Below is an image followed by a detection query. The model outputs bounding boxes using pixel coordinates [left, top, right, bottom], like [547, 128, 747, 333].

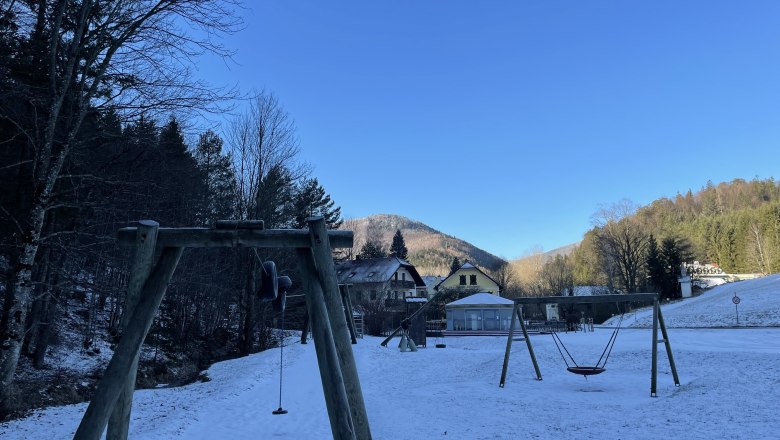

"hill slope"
[342, 214, 505, 276]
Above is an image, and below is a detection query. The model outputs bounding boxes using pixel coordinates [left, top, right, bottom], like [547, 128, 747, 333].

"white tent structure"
[445, 293, 519, 334]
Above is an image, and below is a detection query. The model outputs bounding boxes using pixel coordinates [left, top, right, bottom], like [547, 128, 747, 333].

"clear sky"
[195, 1, 780, 259]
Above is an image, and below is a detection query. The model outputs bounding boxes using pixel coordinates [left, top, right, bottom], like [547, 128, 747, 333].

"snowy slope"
[2, 276, 780, 439]
[611, 274, 780, 328]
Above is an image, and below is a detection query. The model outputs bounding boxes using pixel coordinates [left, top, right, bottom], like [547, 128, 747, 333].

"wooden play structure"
[73, 217, 371, 440]
[499, 293, 680, 397]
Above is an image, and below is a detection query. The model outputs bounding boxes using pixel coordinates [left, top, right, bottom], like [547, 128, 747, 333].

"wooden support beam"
[518, 306, 542, 381]
[340, 285, 358, 345]
[214, 220, 265, 229]
[107, 221, 158, 440]
[75, 247, 183, 440]
[117, 227, 353, 249]
[513, 293, 658, 305]
[381, 289, 446, 347]
[651, 297, 659, 397]
[499, 302, 519, 388]
[657, 306, 681, 386]
[296, 248, 356, 440]
[308, 218, 372, 440]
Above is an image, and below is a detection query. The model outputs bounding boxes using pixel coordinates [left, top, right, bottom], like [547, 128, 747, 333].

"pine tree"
[450, 257, 461, 275]
[390, 229, 409, 260]
[645, 235, 664, 293]
[194, 130, 236, 225]
[255, 164, 295, 228]
[292, 178, 342, 229]
[359, 240, 387, 259]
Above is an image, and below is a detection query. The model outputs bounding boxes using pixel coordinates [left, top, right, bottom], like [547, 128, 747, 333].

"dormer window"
[368, 272, 376, 278]
[459, 275, 466, 285]
[470, 275, 477, 285]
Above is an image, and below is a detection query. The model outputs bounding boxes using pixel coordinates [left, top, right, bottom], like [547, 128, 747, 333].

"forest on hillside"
[342, 214, 506, 276]
[510, 178, 780, 301]
[0, 1, 342, 418]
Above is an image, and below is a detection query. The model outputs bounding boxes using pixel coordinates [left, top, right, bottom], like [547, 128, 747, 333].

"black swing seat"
[567, 366, 606, 376]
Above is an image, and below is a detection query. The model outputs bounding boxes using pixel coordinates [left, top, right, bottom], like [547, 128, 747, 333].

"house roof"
[334, 256, 425, 287]
[434, 261, 500, 291]
[446, 292, 514, 307]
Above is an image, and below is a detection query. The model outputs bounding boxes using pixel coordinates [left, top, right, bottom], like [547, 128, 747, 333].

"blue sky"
[196, 1, 780, 259]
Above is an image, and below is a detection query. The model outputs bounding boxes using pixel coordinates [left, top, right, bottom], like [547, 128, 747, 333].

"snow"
[447, 292, 513, 306]
[3, 276, 780, 439]
[606, 274, 780, 328]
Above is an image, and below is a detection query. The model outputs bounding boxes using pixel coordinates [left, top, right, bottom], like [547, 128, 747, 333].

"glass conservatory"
[445, 293, 519, 332]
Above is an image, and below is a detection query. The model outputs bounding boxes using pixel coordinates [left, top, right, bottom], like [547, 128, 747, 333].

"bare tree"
[490, 261, 519, 297]
[540, 255, 574, 296]
[0, 0, 240, 412]
[591, 199, 648, 293]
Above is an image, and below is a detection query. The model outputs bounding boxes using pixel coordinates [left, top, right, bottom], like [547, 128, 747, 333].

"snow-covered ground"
[610, 274, 780, 328]
[3, 276, 780, 439]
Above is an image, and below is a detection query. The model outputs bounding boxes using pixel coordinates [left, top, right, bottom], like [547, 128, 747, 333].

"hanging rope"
[272, 306, 288, 415]
[550, 303, 627, 373]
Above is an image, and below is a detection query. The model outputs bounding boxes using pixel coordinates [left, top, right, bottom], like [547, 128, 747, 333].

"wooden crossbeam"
[512, 293, 658, 305]
[116, 227, 353, 249]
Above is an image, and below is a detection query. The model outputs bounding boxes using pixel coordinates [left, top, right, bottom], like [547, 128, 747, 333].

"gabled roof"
[434, 261, 500, 291]
[334, 256, 425, 287]
[446, 292, 513, 306]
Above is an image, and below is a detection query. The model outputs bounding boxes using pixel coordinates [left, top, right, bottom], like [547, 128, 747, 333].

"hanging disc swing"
[551, 306, 625, 377]
[271, 275, 292, 415]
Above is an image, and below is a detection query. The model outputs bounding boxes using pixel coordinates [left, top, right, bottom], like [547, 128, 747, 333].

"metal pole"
[518, 306, 542, 380]
[657, 306, 680, 386]
[651, 297, 659, 397]
[499, 302, 518, 387]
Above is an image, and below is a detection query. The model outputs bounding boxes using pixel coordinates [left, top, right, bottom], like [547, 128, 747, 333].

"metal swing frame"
[498, 293, 681, 397]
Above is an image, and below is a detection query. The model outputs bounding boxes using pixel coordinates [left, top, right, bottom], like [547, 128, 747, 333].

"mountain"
[341, 214, 506, 276]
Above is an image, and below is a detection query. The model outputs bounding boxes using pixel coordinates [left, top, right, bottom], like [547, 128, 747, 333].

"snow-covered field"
[2, 276, 780, 439]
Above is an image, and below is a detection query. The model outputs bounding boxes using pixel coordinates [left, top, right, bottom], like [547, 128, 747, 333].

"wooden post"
[300, 310, 310, 344]
[107, 221, 158, 440]
[518, 306, 542, 380]
[340, 285, 358, 344]
[657, 306, 680, 386]
[499, 302, 519, 388]
[308, 217, 372, 440]
[651, 297, 659, 397]
[74, 247, 183, 440]
[296, 248, 356, 440]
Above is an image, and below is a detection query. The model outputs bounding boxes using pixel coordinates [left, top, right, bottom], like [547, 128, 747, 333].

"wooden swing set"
[73, 217, 371, 440]
[499, 293, 681, 397]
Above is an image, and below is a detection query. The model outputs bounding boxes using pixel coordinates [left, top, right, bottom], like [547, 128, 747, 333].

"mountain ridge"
[341, 214, 507, 276]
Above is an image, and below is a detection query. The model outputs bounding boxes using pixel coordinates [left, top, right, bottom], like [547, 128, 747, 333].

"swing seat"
[567, 366, 606, 376]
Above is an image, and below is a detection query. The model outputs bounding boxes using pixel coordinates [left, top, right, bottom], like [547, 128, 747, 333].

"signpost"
[732, 293, 741, 325]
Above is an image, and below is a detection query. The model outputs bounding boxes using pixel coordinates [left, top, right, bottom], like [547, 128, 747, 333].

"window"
[459, 275, 467, 285]
[348, 272, 356, 278]
[483, 309, 499, 331]
[402, 273, 406, 281]
[394, 273, 398, 280]
[448, 310, 466, 331]
[367, 272, 375, 278]
[465, 309, 482, 331]
[370, 290, 377, 300]
[470, 275, 477, 285]
[393, 291, 398, 299]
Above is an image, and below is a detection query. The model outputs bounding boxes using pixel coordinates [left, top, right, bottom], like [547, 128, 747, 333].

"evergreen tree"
[255, 164, 295, 228]
[390, 229, 409, 260]
[645, 235, 665, 293]
[292, 178, 342, 229]
[450, 257, 461, 275]
[194, 130, 236, 225]
[359, 240, 387, 259]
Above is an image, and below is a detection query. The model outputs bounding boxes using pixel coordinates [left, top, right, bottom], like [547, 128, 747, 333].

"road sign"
[732, 295, 741, 305]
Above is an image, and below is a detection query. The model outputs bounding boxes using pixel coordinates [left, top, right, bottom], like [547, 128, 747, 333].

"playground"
[2, 272, 779, 439]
